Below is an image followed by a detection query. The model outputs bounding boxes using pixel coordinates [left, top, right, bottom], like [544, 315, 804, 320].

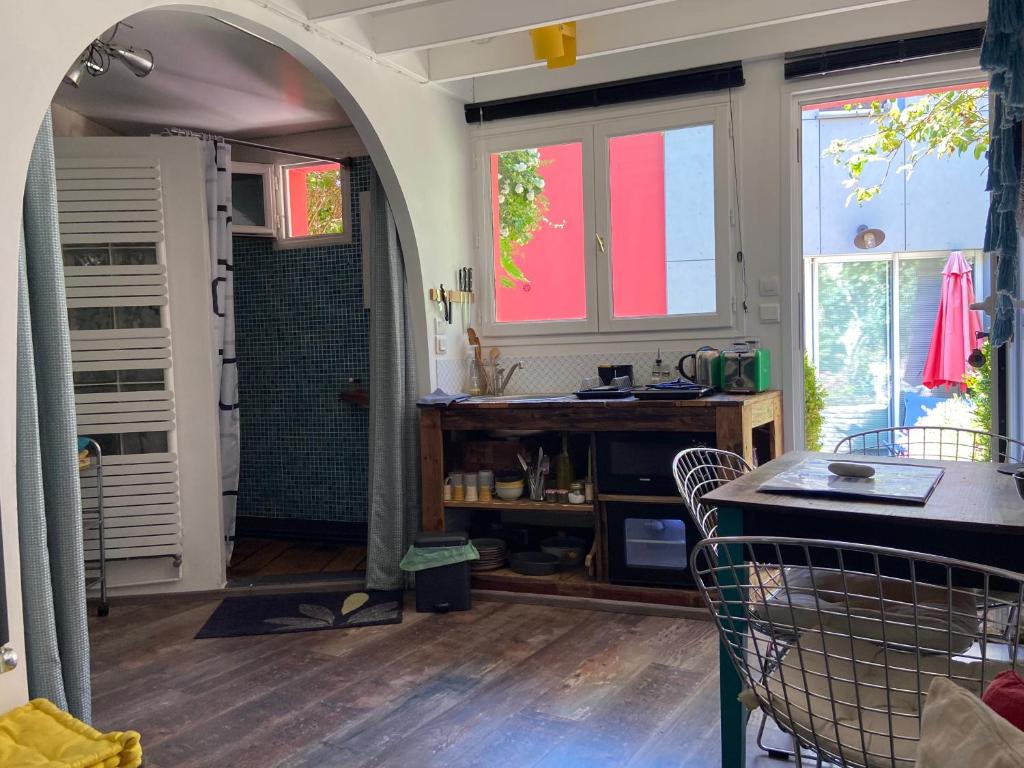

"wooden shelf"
[597, 493, 685, 505]
[445, 499, 593, 513]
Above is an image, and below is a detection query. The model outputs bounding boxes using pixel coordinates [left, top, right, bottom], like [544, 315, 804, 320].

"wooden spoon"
[467, 327, 489, 393]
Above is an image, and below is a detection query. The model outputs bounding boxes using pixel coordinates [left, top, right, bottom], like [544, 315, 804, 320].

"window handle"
[595, 233, 606, 253]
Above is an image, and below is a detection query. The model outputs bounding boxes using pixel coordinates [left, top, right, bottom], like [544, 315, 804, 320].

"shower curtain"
[16, 108, 91, 721]
[201, 139, 240, 560]
[365, 171, 420, 591]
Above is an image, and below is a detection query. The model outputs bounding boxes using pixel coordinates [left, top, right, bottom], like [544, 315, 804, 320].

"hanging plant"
[496, 149, 550, 288]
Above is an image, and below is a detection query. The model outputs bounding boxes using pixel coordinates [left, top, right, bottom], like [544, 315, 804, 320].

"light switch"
[434, 335, 447, 354]
[759, 277, 780, 297]
[759, 303, 780, 323]
[434, 317, 446, 335]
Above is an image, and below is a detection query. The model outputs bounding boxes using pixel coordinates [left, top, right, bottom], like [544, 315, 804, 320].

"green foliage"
[803, 353, 827, 451]
[305, 170, 344, 235]
[822, 88, 989, 205]
[496, 149, 549, 288]
[963, 339, 992, 436]
[814, 260, 890, 403]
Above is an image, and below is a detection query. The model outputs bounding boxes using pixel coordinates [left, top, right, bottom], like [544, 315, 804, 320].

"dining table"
[702, 450, 1024, 768]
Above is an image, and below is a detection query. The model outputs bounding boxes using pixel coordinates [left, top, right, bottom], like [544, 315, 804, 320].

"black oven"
[596, 431, 715, 496]
[607, 502, 699, 587]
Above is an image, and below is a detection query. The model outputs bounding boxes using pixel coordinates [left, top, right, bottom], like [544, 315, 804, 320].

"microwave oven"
[595, 431, 715, 496]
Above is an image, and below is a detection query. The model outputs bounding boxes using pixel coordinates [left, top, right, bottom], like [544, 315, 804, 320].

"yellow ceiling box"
[547, 23, 577, 69]
[529, 22, 577, 68]
[529, 24, 564, 61]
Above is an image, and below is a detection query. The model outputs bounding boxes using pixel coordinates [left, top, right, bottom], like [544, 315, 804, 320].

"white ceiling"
[53, 10, 351, 138]
[269, 0, 985, 99]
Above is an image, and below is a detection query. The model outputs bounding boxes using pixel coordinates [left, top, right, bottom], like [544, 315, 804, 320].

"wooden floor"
[89, 595, 788, 767]
[228, 537, 367, 578]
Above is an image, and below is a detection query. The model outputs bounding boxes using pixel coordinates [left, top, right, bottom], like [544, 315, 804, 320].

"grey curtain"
[366, 171, 420, 590]
[16, 109, 91, 720]
[201, 138, 240, 561]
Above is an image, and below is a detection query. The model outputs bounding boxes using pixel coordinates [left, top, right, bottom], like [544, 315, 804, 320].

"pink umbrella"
[922, 251, 983, 392]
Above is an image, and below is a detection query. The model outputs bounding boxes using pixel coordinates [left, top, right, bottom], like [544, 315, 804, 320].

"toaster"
[720, 341, 771, 394]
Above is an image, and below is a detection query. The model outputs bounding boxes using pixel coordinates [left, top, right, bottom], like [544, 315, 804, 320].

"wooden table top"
[431, 390, 780, 410]
[704, 450, 1024, 534]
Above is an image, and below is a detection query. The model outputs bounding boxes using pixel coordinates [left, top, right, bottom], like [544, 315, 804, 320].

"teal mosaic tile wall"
[233, 156, 371, 524]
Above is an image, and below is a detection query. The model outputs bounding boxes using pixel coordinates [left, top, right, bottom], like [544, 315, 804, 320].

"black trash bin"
[413, 531, 472, 613]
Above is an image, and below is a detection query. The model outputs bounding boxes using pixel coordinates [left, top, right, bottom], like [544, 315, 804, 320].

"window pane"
[814, 260, 892, 449]
[609, 124, 716, 318]
[286, 163, 344, 237]
[491, 143, 585, 323]
[232, 173, 267, 227]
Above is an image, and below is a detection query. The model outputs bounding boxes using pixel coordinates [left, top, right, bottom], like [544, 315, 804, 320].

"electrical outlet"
[434, 334, 447, 354]
[434, 317, 446, 335]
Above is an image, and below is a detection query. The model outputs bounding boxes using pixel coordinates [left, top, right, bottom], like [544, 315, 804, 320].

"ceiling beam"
[370, 0, 676, 55]
[467, 0, 986, 101]
[427, 0, 975, 82]
[302, 0, 429, 22]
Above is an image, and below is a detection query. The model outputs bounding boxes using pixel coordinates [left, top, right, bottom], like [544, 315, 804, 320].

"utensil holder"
[527, 473, 545, 501]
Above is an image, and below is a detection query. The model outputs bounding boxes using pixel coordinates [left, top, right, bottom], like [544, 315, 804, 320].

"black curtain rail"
[464, 61, 744, 124]
[784, 25, 985, 80]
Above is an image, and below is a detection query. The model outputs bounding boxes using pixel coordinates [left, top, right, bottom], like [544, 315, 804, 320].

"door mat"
[195, 589, 403, 638]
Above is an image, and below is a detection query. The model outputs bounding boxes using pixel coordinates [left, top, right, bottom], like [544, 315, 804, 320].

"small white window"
[277, 161, 352, 247]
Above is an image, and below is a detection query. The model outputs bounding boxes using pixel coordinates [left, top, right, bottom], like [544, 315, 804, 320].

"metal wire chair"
[834, 426, 1024, 464]
[693, 536, 1024, 768]
[672, 447, 753, 539]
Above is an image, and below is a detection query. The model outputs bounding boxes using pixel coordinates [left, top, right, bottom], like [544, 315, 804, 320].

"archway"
[0, 0, 471, 708]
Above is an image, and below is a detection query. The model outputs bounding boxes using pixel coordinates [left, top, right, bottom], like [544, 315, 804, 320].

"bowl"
[495, 480, 524, 501]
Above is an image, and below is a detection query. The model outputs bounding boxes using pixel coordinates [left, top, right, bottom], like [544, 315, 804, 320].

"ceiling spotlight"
[62, 58, 105, 88]
[854, 224, 886, 250]
[62, 27, 154, 89]
[108, 45, 155, 78]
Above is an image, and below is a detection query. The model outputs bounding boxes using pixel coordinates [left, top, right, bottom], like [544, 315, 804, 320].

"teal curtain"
[16, 109, 91, 720]
[365, 171, 420, 590]
[980, 0, 1024, 346]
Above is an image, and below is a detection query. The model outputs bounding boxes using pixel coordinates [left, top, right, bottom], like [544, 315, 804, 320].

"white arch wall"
[0, 0, 472, 708]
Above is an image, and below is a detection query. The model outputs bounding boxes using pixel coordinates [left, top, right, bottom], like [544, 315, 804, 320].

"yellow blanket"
[0, 699, 142, 768]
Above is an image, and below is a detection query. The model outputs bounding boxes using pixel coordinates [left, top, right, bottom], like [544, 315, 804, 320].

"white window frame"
[473, 99, 734, 339]
[594, 104, 733, 332]
[780, 54, 990, 451]
[275, 160, 353, 249]
[230, 161, 276, 237]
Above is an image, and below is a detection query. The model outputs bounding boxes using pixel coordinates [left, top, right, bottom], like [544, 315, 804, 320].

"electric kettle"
[677, 346, 720, 388]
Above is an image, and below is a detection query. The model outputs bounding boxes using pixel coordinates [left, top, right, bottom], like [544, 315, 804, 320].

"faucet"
[492, 360, 525, 395]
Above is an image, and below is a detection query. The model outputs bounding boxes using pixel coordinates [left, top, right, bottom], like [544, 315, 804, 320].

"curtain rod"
[164, 128, 350, 167]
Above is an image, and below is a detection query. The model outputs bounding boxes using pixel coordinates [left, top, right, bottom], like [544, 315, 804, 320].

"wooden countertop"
[426, 390, 780, 410]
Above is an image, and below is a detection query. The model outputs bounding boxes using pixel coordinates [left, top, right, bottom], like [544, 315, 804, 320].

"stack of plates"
[471, 538, 507, 571]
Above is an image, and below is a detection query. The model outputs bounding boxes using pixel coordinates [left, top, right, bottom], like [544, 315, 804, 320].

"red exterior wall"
[609, 132, 666, 317]
[492, 143, 586, 322]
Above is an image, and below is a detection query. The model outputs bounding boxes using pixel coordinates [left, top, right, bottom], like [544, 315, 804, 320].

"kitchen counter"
[420, 390, 783, 535]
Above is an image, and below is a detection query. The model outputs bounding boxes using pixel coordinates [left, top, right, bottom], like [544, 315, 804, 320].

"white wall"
[51, 103, 122, 138]
[0, 0, 474, 710]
